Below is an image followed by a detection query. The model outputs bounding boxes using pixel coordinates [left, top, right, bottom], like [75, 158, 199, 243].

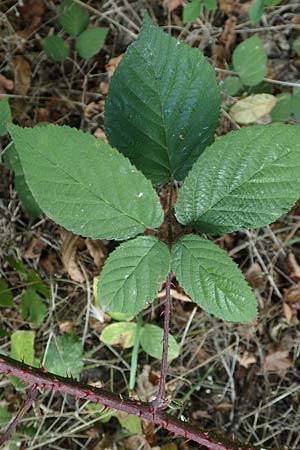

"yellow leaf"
[230, 94, 276, 124]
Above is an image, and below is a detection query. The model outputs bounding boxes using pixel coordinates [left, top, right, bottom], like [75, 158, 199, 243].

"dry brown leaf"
[99, 81, 109, 95]
[124, 436, 152, 450]
[237, 351, 257, 368]
[105, 54, 124, 75]
[230, 94, 276, 124]
[162, 0, 184, 11]
[19, 0, 45, 37]
[0, 74, 14, 94]
[24, 236, 46, 259]
[94, 127, 108, 143]
[12, 56, 32, 96]
[283, 284, 300, 305]
[84, 102, 99, 119]
[246, 262, 265, 289]
[85, 238, 107, 270]
[59, 320, 74, 333]
[283, 302, 295, 324]
[287, 252, 300, 280]
[263, 350, 292, 371]
[215, 402, 232, 412]
[61, 229, 84, 283]
[219, 16, 237, 49]
[137, 365, 157, 402]
[218, 0, 250, 15]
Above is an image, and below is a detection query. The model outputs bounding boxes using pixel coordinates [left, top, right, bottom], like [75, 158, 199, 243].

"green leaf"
[105, 14, 220, 184]
[116, 412, 142, 434]
[44, 333, 83, 377]
[21, 288, 47, 327]
[98, 236, 170, 315]
[0, 97, 12, 136]
[293, 37, 300, 56]
[0, 280, 14, 307]
[0, 406, 11, 426]
[26, 270, 49, 298]
[183, 0, 201, 23]
[5, 143, 41, 219]
[204, 0, 217, 10]
[76, 27, 108, 59]
[42, 36, 70, 62]
[175, 124, 300, 234]
[140, 324, 179, 360]
[249, 0, 264, 24]
[8, 124, 164, 240]
[291, 88, 300, 120]
[271, 93, 292, 122]
[100, 322, 137, 349]
[233, 35, 267, 86]
[93, 276, 134, 321]
[58, 0, 89, 36]
[263, 0, 281, 5]
[221, 76, 243, 96]
[171, 235, 257, 322]
[11, 330, 35, 365]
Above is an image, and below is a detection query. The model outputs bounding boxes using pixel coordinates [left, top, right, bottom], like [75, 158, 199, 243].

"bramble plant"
[1, 14, 300, 449]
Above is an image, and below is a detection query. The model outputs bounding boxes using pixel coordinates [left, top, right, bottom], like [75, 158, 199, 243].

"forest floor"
[1, 1, 300, 449]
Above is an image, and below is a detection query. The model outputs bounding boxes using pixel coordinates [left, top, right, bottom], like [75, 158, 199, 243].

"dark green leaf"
[172, 234, 257, 322]
[271, 93, 292, 122]
[58, 0, 89, 36]
[140, 324, 179, 360]
[76, 27, 108, 59]
[11, 330, 35, 364]
[263, 0, 281, 5]
[42, 36, 70, 62]
[233, 35, 267, 86]
[98, 236, 170, 315]
[105, 14, 220, 184]
[44, 333, 83, 377]
[183, 0, 201, 23]
[116, 412, 142, 434]
[0, 280, 14, 307]
[21, 288, 47, 327]
[175, 124, 300, 234]
[0, 97, 12, 136]
[291, 94, 300, 120]
[5, 143, 41, 219]
[249, 0, 264, 24]
[0, 407, 11, 426]
[8, 124, 164, 240]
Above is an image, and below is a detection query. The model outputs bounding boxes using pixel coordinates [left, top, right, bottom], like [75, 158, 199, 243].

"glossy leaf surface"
[105, 15, 220, 184]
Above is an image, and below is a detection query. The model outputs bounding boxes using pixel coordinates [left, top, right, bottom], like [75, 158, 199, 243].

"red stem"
[0, 354, 260, 450]
[151, 272, 171, 410]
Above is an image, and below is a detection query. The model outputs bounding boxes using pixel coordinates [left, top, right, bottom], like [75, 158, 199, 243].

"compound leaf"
[105, 14, 220, 184]
[58, 0, 89, 36]
[76, 27, 108, 59]
[140, 324, 179, 360]
[171, 235, 257, 322]
[98, 236, 170, 315]
[44, 333, 83, 377]
[8, 124, 163, 240]
[175, 124, 300, 234]
[233, 35, 267, 86]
